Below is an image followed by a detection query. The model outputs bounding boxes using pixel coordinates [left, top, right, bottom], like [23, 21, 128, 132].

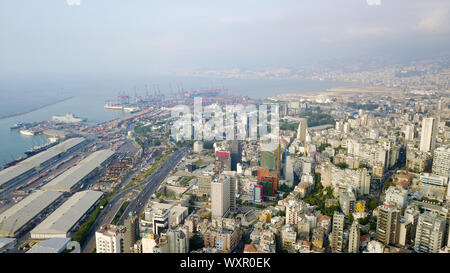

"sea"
[0, 76, 350, 167]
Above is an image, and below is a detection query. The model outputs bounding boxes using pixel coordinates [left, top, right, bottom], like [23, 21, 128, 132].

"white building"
[193, 141, 204, 153]
[419, 117, 438, 153]
[432, 146, 450, 177]
[0, 190, 63, 237]
[296, 118, 308, 142]
[211, 176, 231, 218]
[414, 212, 446, 253]
[30, 190, 103, 239]
[95, 224, 126, 253]
[385, 186, 408, 209]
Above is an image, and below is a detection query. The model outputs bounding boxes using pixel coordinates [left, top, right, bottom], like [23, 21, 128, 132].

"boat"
[52, 113, 87, 123]
[20, 129, 35, 136]
[24, 140, 59, 156]
[10, 122, 24, 129]
[3, 156, 27, 169]
[104, 102, 124, 110]
[123, 107, 141, 113]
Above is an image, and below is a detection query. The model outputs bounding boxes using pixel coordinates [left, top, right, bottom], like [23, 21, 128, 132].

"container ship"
[52, 113, 87, 123]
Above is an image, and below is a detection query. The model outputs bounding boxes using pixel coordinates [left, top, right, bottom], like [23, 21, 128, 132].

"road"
[81, 147, 188, 253]
[116, 148, 188, 225]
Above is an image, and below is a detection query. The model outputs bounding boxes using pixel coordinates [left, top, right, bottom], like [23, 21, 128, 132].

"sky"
[0, 0, 449, 84]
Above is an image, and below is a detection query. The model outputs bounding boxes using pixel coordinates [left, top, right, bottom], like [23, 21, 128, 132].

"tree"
[348, 212, 354, 224]
[189, 234, 204, 251]
[368, 197, 378, 211]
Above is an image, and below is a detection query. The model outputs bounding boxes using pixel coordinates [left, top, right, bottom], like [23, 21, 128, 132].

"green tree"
[368, 197, 378, 211]
[189, 234, 204, 251]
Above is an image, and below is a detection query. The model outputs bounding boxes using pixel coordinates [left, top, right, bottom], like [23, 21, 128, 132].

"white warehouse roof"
[26, 238, 71, 253]
[30, 190, 103, 239]
[42, 149, 115, 192]
[0, 190, 63, 237]
[0, 137, 86, 187]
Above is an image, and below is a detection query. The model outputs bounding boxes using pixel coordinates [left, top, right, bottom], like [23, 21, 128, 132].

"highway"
[81, 147, 188, 253]
[116, 147, 188, 225]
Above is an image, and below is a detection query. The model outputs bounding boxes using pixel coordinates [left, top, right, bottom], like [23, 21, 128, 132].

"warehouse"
[30, 190, 103, 239]
[0, 137, 86, 189]
[42, 149, 115, 192]
[0, 190, 63, 237]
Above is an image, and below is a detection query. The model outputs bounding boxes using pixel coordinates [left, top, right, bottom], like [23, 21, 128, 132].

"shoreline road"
[81, 147, 188, 253]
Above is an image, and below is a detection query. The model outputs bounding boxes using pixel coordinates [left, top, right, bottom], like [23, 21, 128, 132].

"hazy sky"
[1, 0, 449, 82]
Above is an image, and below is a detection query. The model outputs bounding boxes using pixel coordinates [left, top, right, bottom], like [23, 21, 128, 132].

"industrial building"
[42, 149, 115, 192]
[0, 137, 86, 189]
[0, 190, 63, 237]
[26, 238, 72, 253]
[30, 190, 103, 239]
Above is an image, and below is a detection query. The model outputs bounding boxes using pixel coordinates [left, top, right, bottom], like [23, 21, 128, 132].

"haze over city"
[0, 0, 449, 267]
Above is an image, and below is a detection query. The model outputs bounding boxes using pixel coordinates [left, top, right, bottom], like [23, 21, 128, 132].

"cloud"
[66, 0, 81, 6]
[366, 0, 381, 6]
[417, 7, 449, 32]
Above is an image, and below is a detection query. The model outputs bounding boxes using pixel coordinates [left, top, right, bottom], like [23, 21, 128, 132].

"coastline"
[0, 97, 73, 120]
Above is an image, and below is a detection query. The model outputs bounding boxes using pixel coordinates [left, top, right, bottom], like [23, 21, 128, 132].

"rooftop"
[0, 190, 63, 237]
[30, 190, 103, 237]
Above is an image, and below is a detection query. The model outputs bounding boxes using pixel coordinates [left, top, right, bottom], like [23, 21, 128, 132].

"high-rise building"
[211, 176, 231, 218]
[95, 224, 126, 253]
[193, 141, 203, 153]
[123, 214, 139, 253]
[248, 184, 263, 205]
[376, 204, 400, 246]
[230, 140, 242, 171]
[414, 212, 446, 253]
[257, 168, 279, 197]
[330, 212, 344, 253]
[285, 200, 303, 226]
[152, 208, 169, 236]
[221, 172, 237, 212]
[432, 146, 450, 177]
[348, 221, 360, 253]
[215, 151, 231, 171]
[339, 191, 356, 216]
[420, 117, 438, 153]
[405, 124, 415, 142]
[159, 228, 188, 253]
[284, 156, 295, 186]
[296, 118, 308, 142]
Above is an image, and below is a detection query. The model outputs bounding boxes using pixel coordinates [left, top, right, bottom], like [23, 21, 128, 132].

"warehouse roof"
[0, 137, 86, 187]
[41, 149, 114, 192]
[26, 238, 71, 253]
[30, 190, 103, 238]
[0, 190, 63, 237]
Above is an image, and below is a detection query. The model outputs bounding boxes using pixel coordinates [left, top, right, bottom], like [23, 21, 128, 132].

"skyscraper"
[211, 176, 231, 218]
[330, 212, 344, 253]
[432, 146, 450, 177]
[414, 212, 446, 253]
[376, 204, 400, 246]
[230, 140, 242, 171]
[348, 221, 360, 253]
[296, 118, 308, 142]
[405, 124, 414, 142]
[420, 117, 438, 152]
[123, 214, 139, 253]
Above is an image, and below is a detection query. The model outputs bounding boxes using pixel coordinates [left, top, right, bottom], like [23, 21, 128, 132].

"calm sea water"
[0, 77, 349, 166]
